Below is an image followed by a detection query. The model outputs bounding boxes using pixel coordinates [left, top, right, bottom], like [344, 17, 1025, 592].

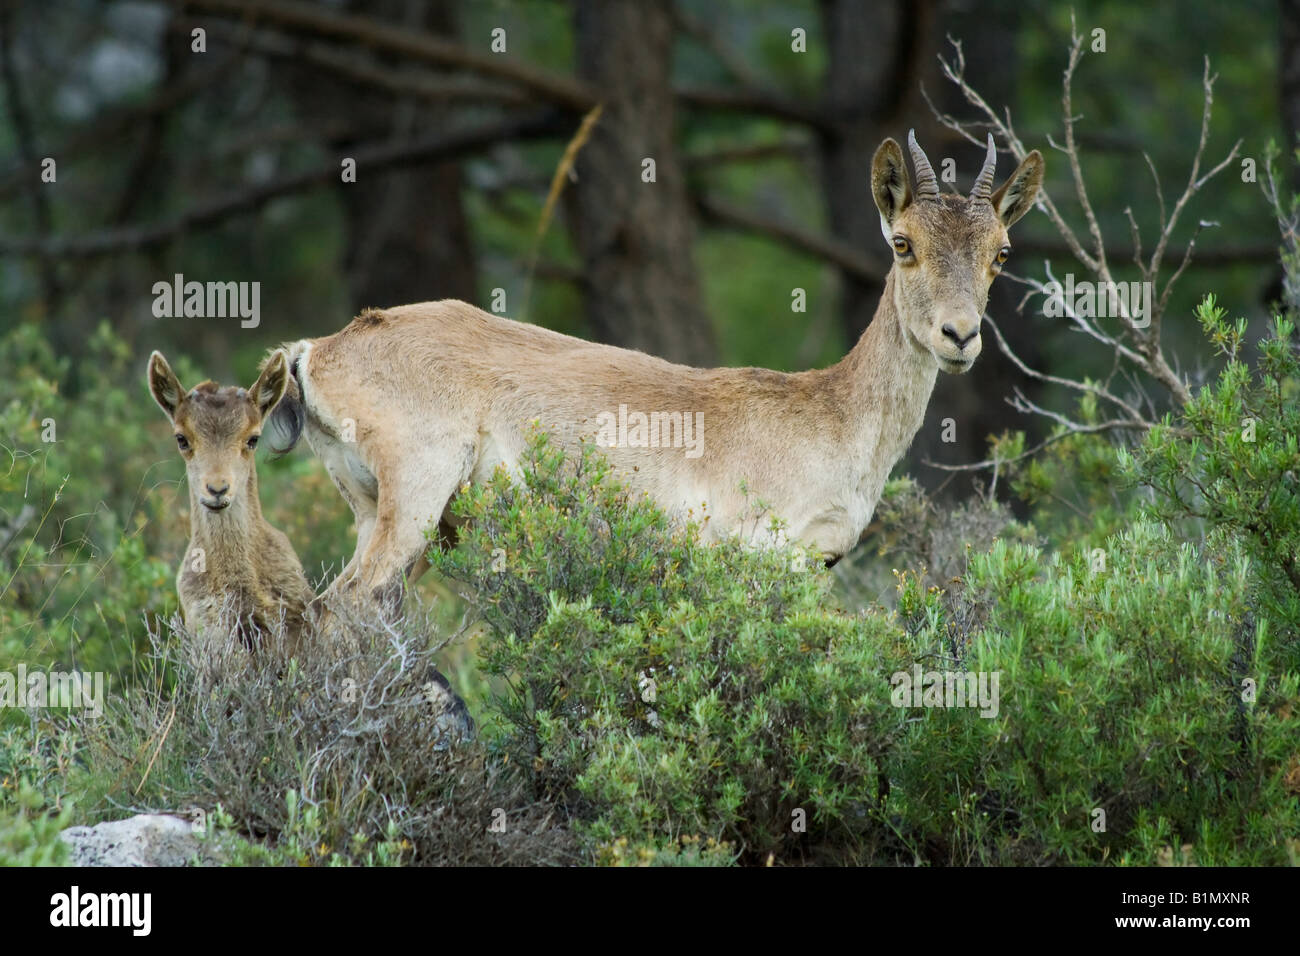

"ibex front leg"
[325, 440, 471, 622]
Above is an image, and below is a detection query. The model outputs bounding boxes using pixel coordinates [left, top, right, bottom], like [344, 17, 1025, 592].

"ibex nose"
[206, 481, 230, 497]
[941, 323, 980, 349]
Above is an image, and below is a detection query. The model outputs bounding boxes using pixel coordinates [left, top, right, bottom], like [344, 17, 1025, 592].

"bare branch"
[197, 19, 534, 108]
[175, 0, 597, 111]
[983, 314, 1151, 426]
[695, 193, 883, 282]
[928, 27, 1236, 443]
[685, 138, 813, 169]
[931, 40, 1099, 274]
[1148, 59, 1241, 286]
[1060, 14, 1108, 275]
[676, 85, 829, 131]
[923, 419, 1146, 474]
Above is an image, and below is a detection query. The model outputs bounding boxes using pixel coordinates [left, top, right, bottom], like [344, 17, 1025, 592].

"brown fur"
[271, 134, 1043, 619]
[148, 350, 313, 656]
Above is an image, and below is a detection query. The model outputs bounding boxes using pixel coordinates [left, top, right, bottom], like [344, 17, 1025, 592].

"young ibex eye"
[246, 435, 259, 450]
[996, 246, 1011, 266]
[892, 236, 911, 256]
[175, 434, 190, 452]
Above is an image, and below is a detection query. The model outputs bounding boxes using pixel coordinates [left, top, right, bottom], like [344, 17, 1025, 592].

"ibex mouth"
[202, 499, 231, 512]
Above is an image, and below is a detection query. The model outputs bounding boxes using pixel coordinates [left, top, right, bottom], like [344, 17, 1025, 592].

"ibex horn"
[970, 132, 998, 202]
[907, 129, 940, 199]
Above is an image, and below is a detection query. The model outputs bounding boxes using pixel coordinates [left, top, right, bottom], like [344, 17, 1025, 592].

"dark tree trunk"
[568, 0, 717, 365]
[816, 0, 921, 344]
[1281, 0, 1300, 189]
[284, 0, 477, 312]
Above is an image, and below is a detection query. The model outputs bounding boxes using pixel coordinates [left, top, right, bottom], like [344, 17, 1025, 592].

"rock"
[60, 814, 205, 867]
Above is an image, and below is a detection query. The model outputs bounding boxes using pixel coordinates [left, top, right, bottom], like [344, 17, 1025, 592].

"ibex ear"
[148, 351, 184, 421]
[871, 138, 913, 240]
[990, 149, 1044, 227]
[249, 349, 290, 421]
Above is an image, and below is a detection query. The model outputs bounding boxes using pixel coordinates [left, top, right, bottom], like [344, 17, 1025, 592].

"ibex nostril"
[206, 482, 229, 497]
[942, 324, 978, 349]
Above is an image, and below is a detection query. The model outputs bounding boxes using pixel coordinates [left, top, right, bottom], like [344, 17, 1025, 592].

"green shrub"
[1130, 296, 1300, 667]
[431, 431, 914, 864]
[435, 432, 1300, 866]
[889, 523, 1300, 865]
[0, 322, 176, 686]
[73, 610, 574, 867]
[0, 783, 71, 866]
[0, 727, 76, 865]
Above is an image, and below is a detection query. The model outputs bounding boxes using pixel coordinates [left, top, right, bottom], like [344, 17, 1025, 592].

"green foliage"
[890, 525, 1300, 865]
[0, 322, 175, 685]
[0, 783, 71, 866]
[433, 432, 1300, 865]
[0, 727, 75, 865]
[431, 431, 912, 864]
[1130, 296, 1300, 666]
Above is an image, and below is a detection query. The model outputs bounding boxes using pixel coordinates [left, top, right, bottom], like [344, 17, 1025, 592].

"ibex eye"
[175, 434, 190, 452]
[247, 435, 259, 450]
[892, 237, 911, 256]
[996, 246, 1011, 265]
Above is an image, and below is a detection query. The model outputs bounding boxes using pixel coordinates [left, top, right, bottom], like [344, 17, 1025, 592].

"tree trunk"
[815, 0, 920, 344]
[284, 0, 477, 312]
[568, 0, 717, 365]
[1281, 0, 1300, 189]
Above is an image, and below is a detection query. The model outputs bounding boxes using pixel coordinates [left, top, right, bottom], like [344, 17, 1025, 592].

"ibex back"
[265, 132, 1043, 615]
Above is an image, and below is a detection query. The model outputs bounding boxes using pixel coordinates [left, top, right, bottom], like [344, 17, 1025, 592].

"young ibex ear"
[249, 349, 290, 421]
[871, 137, 912, 240]
[148, 351, 184, 421]
[990, 150, 1044, 227]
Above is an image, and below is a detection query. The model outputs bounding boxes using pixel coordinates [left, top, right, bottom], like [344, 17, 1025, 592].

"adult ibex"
[266, 132, 1043, 615]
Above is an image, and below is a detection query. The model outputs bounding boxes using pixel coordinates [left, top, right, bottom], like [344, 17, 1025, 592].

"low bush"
[433, 431, 1300, 866]
[71, 610, 575, 866]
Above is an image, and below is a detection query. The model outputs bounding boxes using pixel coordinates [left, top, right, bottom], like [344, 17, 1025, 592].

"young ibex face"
[148, 350, 289, 512]
[871, 131, 1043, 374]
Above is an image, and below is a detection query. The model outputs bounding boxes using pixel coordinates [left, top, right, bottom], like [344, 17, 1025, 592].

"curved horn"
[970, 133, 998, 201]
[907, 128, 940, 199]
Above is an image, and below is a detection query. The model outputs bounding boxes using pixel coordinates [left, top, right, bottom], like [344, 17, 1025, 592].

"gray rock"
[60, 814, 204, 867]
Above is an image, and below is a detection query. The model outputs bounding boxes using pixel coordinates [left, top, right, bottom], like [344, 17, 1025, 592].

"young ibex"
[267, 132, 1043, 614]
[148, 350, 313, 656]
[148, 351, 475, 743]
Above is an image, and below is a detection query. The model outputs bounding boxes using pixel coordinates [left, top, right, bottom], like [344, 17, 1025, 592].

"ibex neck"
[837, 268, 940, 465]
[187, 473, 264, 581]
